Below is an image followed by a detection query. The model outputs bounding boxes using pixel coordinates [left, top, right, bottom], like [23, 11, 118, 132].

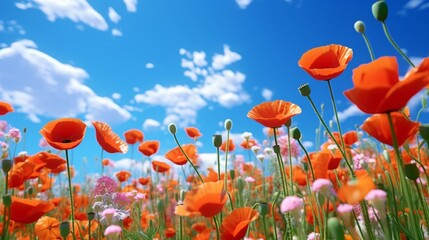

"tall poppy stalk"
[64, 149, 76, 240]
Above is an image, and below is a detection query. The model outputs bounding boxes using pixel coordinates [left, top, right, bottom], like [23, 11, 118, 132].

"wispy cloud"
[108, 7, 121, 24]
[16, 0, 108, 31]
[143, 119, 161, 131]
[0, 20, 26, 35]
[145, 63, 154, 69]
[0, 40, 131, 124]
[112, 29, 123, 36]
[336, 104, 364, 122]
[123, 0, 138, 12]
[262, 88, 273, 101]
[235, 0, 253, 9]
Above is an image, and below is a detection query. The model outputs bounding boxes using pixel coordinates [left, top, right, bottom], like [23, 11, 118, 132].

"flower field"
[1, 1, 429, 240]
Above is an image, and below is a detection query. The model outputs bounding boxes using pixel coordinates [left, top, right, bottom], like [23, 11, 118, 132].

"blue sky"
[1, 0, 428, 182]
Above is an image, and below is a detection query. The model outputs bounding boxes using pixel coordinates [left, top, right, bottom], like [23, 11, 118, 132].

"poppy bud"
[354, 20, 366, 33]
[213, 134, 222, 148]
[291, 127, 301, 140]
[272, 145, 281, 154]
[420, 124, 429, 145]
[327, 217, 345, 240]
[422, 96, 427, 108]
[404, 163, 420, 181]
[27, 187, 33, 196]
[229, 169, 235, 180]
[60, 221, 70, 238]
[87, 212, 95, 221]
[224, 119, 233, 131]
[2, 194, 11, 207]
[298, 83, 311, 97]
[2, 159, 12, 173]
[168, 123, 177, 134]
[258, 202, 269, 216]
[284, 119, 292, 128]
[372, 1, 388, 22]
[236, 177, 245, 194]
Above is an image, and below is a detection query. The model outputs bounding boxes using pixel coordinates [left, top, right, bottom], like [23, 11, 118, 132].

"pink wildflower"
[277, 136, 300, 158]
[8, 127, 21, 142]
[104, 225, 122, 240]
[92, 176, 118, 196]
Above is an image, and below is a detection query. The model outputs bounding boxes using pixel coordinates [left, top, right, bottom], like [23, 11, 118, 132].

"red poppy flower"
[8, 161, 36, 188]
[10, 197, 56, 224]
[361, 112, 419, 147]
[138, 140, 160, 157]
[344, 56, 429, 114]
[220, 207, 259, 240]
[115, 170, 132, 182]
[40, 118, 87, 150]
[247, 100, 302, 128]
[0, 101, 14, 115]
[175, 181, 227, 218]
[298, 44, 353, 80]
[165, 144, 198, 165]
[220, 139, 235, 152]
[124, 129, 144, 145]
[92, 121, 128, 154]
[30, 152, 66, 170]
[185, 127, 202, 140]
[138, 177, 150, 185]
[152, 160, 171, 173]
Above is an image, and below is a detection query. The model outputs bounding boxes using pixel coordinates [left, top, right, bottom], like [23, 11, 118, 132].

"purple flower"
[8, 127, 21, 142]
[92, 176, 118, 196]
[113, 192, 131, 207]
[280, 195, 304, 213]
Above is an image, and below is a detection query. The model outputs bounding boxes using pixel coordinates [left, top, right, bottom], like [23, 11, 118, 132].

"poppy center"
[62, 139, 72, 143]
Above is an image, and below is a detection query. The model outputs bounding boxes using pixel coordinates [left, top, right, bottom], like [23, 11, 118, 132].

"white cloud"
[112, 29, 123, 36]
[0, 20, 26, 35]
[112, 92, 121, 100]
[123, 0, 138, 12]
[113, 158, 148, 171]
[336, 104, 364, 122]
[193, 51, 207, 67]
[212, 45, 242, 70]
[19, 0, 108, 31]
[0, 39, 131, 124]
[108, 7, 121, 23]
[198, 70, 249, 108]
[145, 63, 154, 69]
[262, 88, 273, 101]
[404, 0, 425, 9]
[235, 0, 253, 9]
[303, 141, 314, 149]
[135, 84, 207, 127]
[15, 2, 33, 10]
[143, 118, 161, 131]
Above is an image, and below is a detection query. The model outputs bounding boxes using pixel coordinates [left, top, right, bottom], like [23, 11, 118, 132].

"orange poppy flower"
[247, 100, 302, 128]
[34, 216, 61, 239]
[175, 181, 227, 218]
[102, 159, 114, 166]
[298, 44, 353, 80]
[240, 139, 258, 150]
[138, 140, 160, 157]
[361, 112, 419, 147]
[123, 129, 144, 145]
[8, 161, 35, 188]
[185, 127, 202, 140]
[138, 177, 150, 185]
[165, 144, 197, 165]
[0, 101, 14, 115]
[50, 163, 66, 174]
[115, 170, 132, 182]
[164, 227, 176, 238]
[40, 118, 87, 150]
[152, 160, 171, 173]
[220, 139, 235, 152]
[344, 56, 429, 114]
[337, 174, 376, 205]
[10, 197, 56, 224]
[30, 152, 66, 170]
[220, 207, 259, 240]
[343, 131, 359, 146]
[92, 121, 128, 154]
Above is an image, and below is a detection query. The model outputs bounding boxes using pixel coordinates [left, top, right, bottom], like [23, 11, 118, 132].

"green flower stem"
[386, 112, 422, 238]
[216, 146, 221, 181]
[305, 95, 356, 178]
[413, 180, 429, 236]
[273, 128, 289, 196]
[286, 127, 294, 195]
[172, 133, 204, 183]
[381, 22, 415, 68]
[360, 201, 377, 240]
[179, 216, 183, 240]
[327, 80, 347, 152]
[227, 191, 234, 210]
[262, 214, 270, 240]
[271, 192, 281, 240]
[213, 216, 221, 240]
[65, 150, 76, 240]
[224, 129, 231, 190]
[296, 139, 315, 180]
[360, 32, 375, 61]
